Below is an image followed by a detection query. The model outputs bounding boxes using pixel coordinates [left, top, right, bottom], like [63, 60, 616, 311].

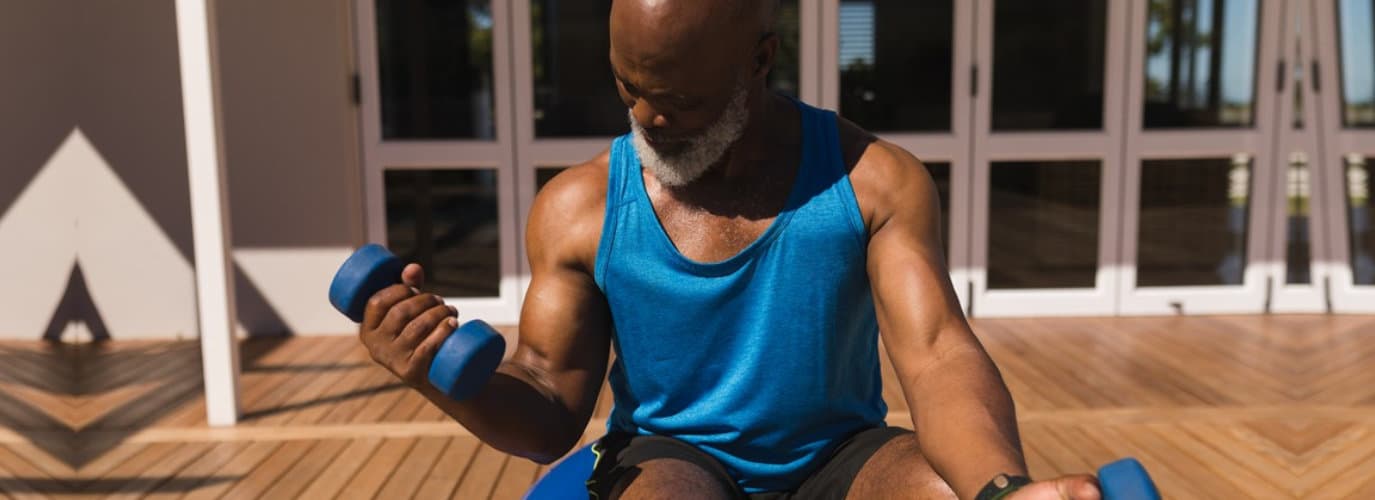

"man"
[359, 0, 1102, 498]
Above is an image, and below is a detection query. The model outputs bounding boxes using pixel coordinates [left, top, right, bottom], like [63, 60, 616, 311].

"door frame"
[1312, 0, 1375, 312]
[1114, 0, 1285, 316]
[1267, 0, 1332, 313]
[968, 0, 1130, 317]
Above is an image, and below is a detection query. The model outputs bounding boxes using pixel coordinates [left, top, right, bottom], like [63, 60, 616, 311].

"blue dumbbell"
[329, 244, 505, 400]
[1098, 458, 1161, 500]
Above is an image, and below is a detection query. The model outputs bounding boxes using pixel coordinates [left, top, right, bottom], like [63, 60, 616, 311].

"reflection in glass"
[988, 161, 1101, 289]
[925, 162, 952, 251]
[385, 169, 501, 297]
[1348, 155, 1375, 284]
[992, 0, 1106, 131]
[838, 0, 953, 132]
[1338, 0, 1375, 127]
[377, 0, 495, 139]
[1137, 157, 1251, 287]
[1285, 155, 1312, 284]
[531, 0, 800, 137]
[1143, 0, 1259, 128]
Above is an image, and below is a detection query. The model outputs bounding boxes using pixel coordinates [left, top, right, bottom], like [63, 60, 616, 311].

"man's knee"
[610, 458, 736, 500]
[848, 433, 956, 500]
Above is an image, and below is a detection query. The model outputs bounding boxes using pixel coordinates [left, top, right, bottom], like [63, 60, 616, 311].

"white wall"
[0, 0, 362, 340]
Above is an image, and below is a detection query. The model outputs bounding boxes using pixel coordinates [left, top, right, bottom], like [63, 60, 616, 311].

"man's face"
[609, 4, 760, 186]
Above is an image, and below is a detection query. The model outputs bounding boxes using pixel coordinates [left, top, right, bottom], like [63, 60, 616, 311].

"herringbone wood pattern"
[0, 315, 1370, 498]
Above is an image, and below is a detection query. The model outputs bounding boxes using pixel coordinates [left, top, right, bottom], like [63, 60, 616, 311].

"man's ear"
[752, 32, 779, 80]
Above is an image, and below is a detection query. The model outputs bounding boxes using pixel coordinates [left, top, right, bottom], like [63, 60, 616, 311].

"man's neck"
[685, 91, 799, 188]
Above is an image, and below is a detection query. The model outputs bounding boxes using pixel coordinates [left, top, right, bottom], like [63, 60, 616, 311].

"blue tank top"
[594, 100, 887, 493]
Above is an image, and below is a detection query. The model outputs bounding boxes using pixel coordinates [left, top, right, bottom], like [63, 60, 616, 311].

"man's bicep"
[512, 258, 612, 425]
[512, 160, 613, 421]
[865, 156, 974, 383]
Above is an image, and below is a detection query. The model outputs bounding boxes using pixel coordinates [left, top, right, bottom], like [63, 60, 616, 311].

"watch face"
[994, 474, 1011, 488]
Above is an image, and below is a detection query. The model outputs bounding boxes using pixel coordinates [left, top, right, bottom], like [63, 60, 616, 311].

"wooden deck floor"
[1, 315, 1373, 498]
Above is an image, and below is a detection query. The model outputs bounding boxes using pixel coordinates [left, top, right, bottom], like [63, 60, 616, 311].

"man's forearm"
[907, 347, 1027, 499]
[415, 361, 583, 464]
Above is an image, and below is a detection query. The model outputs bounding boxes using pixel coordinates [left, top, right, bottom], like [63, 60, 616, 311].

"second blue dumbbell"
[329, 244, 505, 401]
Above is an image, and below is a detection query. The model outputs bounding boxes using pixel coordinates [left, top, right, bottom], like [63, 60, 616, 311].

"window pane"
[1348, 155, 1375, 284]
[1338, 0, 1375, 127]
[536, 166, 566, 192]
[531, 0, 800, 138]
[769, 0, 803, 98]
[838, 0, 953, 132]
[1137, 157, 1251, 287]
[376, 0, 495, 140]
[927, 162, 952, 252]
[532, 1, 622, 137]
[1285, 157, 1313, 284]
[992, 0, 1106, 131]
[989, 161, 1102, 289]
[1144, 0, 1260, 128]
[385, 169, 501, 297]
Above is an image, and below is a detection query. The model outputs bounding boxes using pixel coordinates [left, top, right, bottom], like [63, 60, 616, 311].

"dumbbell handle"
[329, 244, 505, 400]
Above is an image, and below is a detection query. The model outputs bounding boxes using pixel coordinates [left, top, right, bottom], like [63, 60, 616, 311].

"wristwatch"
[974, 473, 1032, 500]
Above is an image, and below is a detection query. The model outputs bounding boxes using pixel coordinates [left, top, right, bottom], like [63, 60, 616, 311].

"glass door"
[354, 0, 523, 322]
[1116, 0, 1283, 315]
[1313, 0, 1375, 312]
[969, 0, 1130, 317]
[820, 0, 975, 311]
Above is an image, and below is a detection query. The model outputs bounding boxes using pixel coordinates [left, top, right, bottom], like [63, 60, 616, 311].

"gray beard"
[629, 85, 750, 187]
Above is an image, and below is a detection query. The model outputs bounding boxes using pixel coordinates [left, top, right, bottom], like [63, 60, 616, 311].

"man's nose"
[631, 100, 671, 130]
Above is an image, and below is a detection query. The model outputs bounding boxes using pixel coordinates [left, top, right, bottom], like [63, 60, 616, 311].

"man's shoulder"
[527, 149, 612, 271]
[534, 150, 611, 222]
[834, 116, 938, 234]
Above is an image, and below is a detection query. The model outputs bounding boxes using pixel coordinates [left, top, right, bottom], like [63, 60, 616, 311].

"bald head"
[610, 0, 776, 63]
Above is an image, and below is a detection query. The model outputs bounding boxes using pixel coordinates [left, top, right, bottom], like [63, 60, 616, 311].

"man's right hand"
[358, 262, 459, 389]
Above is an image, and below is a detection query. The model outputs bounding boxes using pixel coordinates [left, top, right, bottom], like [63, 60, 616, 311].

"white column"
[175, 0, 240, 426]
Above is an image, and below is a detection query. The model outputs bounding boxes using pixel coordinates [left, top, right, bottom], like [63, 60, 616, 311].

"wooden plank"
[237, 336, 357, 423]
[334, 437, 417, 499]
[314, 361, 404, 425]
[100, 442, 214, 500]
[213, 439, 314, 499]
[412, 437, 482, 498]
[373, 435, 450, 499]
[281, 349, 386, 426]
[489, 454, 540, 500]
[257, 439, 350, 499]
[296, 438, 384, 498]
[254, 343, 372, 426]
[0, 442, 61, 500]
[178, 441, 283, 500]
[75, 442, 180, 494]
[151, 338, 322, 428]
[453, 444, 509, 499]
[238, 337, 359, 424]
[0, 444, 73, 480]
[70, 442, 148, 482]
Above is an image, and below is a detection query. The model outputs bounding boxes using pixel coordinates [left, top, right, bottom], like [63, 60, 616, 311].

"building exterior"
[3, 0, 1373, 343]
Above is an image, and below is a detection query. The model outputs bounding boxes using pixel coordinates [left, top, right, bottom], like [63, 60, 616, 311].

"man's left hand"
[1005, 475, 1101, 500]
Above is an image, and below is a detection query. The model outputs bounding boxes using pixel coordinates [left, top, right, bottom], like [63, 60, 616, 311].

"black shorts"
[585, 426, 912, 500]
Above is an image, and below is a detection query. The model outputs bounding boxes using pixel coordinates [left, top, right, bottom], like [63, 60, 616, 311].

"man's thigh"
[787, 426, 955, 500]
[833, 427, 956, 500]
[586, 432, 741, 500]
